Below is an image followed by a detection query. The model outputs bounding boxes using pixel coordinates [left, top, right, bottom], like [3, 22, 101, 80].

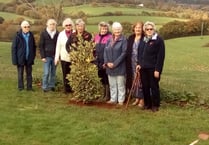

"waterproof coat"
[104, 35, 127, 76]
[94, 32, 112, 69]
[137, 33, 165, 73]
[126, 34, 144, 89]
[11, 29, 36, 65]
[39, 29, 59, 58]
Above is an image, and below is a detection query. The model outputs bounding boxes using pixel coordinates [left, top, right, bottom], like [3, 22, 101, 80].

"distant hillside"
[176, 0, 209, 5]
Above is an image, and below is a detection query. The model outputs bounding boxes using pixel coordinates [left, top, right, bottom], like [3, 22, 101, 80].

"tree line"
[0, 0, 209, 41]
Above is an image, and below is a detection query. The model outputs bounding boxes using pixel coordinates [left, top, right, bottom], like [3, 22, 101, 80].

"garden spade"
[189, 132, 209, 145]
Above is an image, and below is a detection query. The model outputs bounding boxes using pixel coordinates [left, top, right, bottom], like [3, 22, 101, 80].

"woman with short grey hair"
[54, 18, 75, 93]
[104, 22, 127, 105]
[93, 21, 112, 101]
[137, 21, 165, 112]
[11, 20, 36, 91]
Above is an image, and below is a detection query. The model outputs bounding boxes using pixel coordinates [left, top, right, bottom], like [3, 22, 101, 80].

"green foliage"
[161, 88, 198, 106]
[121, 21, 132, 37]
[1, 37, 209, 145]
[0, 16, 4, 24]
[66, 36, 102, 102]
[159, 19, 209, 39]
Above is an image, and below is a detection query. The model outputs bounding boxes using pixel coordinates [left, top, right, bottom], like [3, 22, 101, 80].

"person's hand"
[154, 71, 160, 78]
[107, 63, 114, 68]
[136, 65, 141, 71]
[41, 58, 47, 62]
[54, 59, 59, 66]
[102, 63, 106, 69]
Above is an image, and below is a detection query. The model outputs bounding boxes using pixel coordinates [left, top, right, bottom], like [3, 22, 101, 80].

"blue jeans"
[108, 75, 126, 103]
[42, 57, 56, 90]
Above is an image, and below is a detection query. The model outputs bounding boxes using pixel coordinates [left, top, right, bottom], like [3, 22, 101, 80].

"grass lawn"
[63, 4, 160, 16]
[0, 35, 209, 145]
[0, 12, 34, 22]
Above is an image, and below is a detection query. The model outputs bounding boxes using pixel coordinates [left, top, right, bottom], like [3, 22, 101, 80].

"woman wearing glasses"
[65, 18, 92, 52]
[136, 21, 165, 112]
[54, 18, 75, 94]
[11, 20, 36, 91]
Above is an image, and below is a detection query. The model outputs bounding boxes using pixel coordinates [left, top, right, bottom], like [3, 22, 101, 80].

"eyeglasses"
[65, 24, 72, 27]
[24, 26, 30, 28]
[145, 28, 153, 31]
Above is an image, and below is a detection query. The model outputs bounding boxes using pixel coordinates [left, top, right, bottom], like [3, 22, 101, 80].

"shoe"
[143, 106, 151, 110]
[27, 88, 34, 91]
[106, 100, 116, 104]
[138, 103, 144, 108]
[138, 99, 144, 108]
[18, 88, 24, 91]
[132, 99, 139, 106]
[118, 102, 124, 106]
[152, 107, 159, 112]
[51, 87, 55, 91]
[43, 89, 50, 92]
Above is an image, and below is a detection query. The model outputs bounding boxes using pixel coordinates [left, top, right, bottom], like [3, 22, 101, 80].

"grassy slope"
[0, 12, 34, 21]
[0, 37, 209, 145]
[162, 36, 209, 99]
[63, 4, 160, 15]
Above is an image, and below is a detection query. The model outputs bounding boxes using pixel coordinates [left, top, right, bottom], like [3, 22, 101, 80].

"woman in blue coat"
[104, 22, 127, 105]
[11, 20, 36, 91]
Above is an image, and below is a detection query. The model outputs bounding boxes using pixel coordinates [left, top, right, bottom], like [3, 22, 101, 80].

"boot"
[103, 84, 110, 101]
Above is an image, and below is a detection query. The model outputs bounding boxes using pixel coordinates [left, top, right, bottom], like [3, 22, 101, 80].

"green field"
[163, 36, 209, 100]
[0, 0, 12, 3]
[0, 35, 209, 145]
[0, 12, 34, 22]
[63, 4, 159, 16]
[86, 15, 186, 25]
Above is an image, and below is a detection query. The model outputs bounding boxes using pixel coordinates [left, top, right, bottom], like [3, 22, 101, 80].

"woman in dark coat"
[66, 18, 92, 52]
[93, 21, 112, 101]
[11, 20, 36, 91]
[137, 21, 165, 112]
[126, 21, 144, 108]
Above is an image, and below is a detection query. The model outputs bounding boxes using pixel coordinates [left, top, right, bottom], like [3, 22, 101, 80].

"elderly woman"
[39, 19, 59, 92]
[104, 22, 127, 105]
[54, 18, 75, 94]
[93, 21, 112, 101]
[137, 21, 165, 112]
[126, 21, 144, 108]
[66, 18, 92, 52]
[11, 20, 36, 91]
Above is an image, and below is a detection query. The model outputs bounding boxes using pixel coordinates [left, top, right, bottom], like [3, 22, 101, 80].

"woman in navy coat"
[11, 20, 36, 91]
[137, 21, 165, 112]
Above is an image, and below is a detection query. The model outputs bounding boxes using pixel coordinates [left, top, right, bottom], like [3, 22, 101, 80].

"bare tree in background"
[18, 0, 64, 25]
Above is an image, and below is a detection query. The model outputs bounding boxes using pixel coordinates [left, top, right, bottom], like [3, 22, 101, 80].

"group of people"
[11, 18, 165, 112]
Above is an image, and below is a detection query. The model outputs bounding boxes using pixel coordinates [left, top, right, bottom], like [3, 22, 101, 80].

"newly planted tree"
[66, 35, 102, 103]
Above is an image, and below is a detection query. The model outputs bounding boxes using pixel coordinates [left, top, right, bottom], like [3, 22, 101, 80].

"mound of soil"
[68, 99, 127, 109]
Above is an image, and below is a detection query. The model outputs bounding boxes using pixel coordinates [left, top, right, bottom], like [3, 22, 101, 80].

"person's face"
[76, 24, 85, 34]
[145, 24, 154, 37]
[134, 23, 142, 36]
[100, 26, 108, 35]
[65, 23, 72, 31]
[47, 22, 56, 31]
[22, 25, 30, 33]
[113, 28, 121, 37]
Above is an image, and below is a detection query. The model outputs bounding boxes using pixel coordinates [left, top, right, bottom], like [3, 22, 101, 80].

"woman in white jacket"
[54, 18, 75, 93]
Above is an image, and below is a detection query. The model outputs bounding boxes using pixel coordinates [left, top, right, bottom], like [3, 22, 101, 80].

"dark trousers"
[98, 69, 108, 85]
[17, 65, 32, 90]
[61, 60, 72, 93]
[140, 68, 160, 108]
